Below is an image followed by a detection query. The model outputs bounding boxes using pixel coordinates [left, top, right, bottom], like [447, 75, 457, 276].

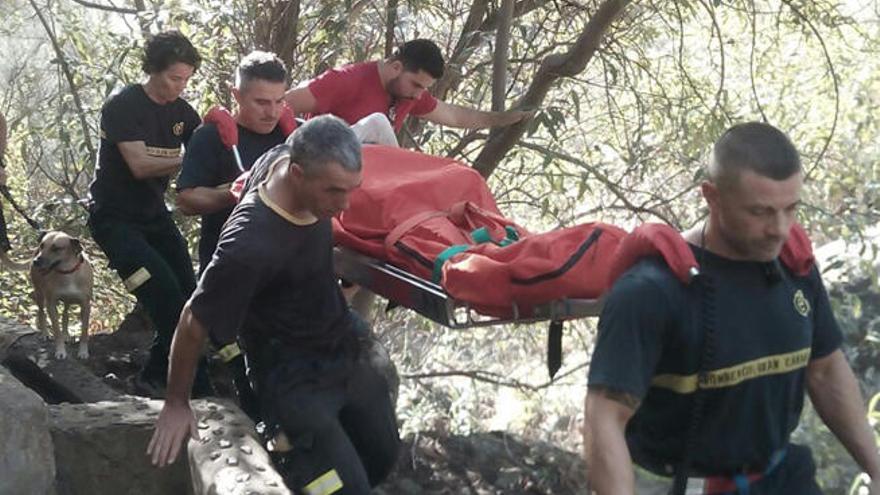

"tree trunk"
[473, 0, 630, 178]
[254, 0, 301, 69]
[28, 0, 96, 165]
[491, 0, 514, 113]
[272, 0, 301, 69]
[384, 0, 398, 57]
[131, 0, 151, 38]
[434, 0, 548, 101]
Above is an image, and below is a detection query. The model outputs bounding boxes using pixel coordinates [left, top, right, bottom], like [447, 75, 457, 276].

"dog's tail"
[0, 249, 29, 271]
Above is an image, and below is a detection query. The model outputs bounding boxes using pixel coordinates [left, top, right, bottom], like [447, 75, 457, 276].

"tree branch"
[491, 0, 514, 113]
[67, 0, 138, 14]
[402, 360, 589, 391]
[29, 0, 96, 164]
[434, 0, 550, 101]
[473, 0, 631, 178]
[269, 0, 301, 69]
[779, 0, 840, 180]
[515, 139, 678, 226]
[384, 0, 398, 57]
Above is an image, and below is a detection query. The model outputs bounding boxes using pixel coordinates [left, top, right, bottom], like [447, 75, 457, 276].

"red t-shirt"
[307, 61, 438, 131]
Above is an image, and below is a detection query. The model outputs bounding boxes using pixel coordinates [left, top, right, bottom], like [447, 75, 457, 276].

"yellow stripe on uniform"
[217, 343, 242, 363]
[256, 154, 318, 226]
[303, 469, 343, 495]
[144, 146, 181, 158]
[651, 347, 812, 394]
[124, 267, 151, 292]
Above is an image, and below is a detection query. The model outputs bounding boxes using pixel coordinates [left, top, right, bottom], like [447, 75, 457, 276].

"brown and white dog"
[28, 231, 94, 359]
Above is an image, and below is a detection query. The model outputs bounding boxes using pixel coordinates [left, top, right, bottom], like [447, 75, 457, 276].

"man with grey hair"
[148, 116, 401, 493]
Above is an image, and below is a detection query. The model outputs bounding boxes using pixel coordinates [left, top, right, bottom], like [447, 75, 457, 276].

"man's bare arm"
[284, 86, 318, 116]
[807, 350, 880, 487]
[147, 304, 206, 467]
[118, 141, 182, 179]
[176, 185, 236, 216]
[421, 100, 532, 129]
[584, 385, 639, 495]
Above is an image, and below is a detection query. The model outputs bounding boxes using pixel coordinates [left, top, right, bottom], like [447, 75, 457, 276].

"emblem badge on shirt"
[173, 122, 185, 136]
[793, 289, 810, 317]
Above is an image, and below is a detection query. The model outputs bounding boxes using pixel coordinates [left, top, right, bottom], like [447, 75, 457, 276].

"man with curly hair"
[87, 30, 212, 397]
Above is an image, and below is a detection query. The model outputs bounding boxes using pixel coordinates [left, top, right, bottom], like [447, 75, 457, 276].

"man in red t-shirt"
[285, 39, 530, 141]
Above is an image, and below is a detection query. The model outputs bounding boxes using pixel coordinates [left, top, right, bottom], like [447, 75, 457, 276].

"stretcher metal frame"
[334, 246, 603, 328]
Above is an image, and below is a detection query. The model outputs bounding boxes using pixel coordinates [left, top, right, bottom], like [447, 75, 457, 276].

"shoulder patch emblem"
[173, 121, 185, 136]
[793, 289, 810, 317]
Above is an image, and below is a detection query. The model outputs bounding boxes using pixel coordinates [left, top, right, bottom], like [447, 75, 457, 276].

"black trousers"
[261, 346, 400, 494]
[745, 444, 822, 494]
[88, 212, 208, 384]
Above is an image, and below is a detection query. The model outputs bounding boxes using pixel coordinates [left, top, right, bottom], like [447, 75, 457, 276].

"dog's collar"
[54, 255, 84, 275]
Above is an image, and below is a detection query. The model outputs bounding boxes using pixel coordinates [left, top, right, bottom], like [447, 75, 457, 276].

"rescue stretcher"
[329, 146, 629, 331]
[333, 245, 603, 329]
[327, 145, 630, 377]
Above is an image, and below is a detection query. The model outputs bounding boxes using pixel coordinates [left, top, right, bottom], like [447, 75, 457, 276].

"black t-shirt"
[177, 122, 286, 270]
[587, 245, 843, 475]
[188, 145, 354, 358]
[88, 84, 200, 222]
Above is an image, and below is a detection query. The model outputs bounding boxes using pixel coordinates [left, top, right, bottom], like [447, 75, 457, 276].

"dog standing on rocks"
[28, 231, 94, 359]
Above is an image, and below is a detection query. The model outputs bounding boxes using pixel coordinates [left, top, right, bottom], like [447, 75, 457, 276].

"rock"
[0, 316, 39, 360]
[8, 333, 123, 402]
[48, 397, 190, 495]
[188, 399, 289, 495]
[0, 364, 56, 495]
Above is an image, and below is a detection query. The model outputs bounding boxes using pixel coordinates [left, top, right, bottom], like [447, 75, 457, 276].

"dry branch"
[473, 0, 631, 178]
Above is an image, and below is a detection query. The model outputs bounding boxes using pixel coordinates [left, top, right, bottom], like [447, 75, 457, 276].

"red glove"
[204, 106, 238, 150]
[278, 103, 297, 137]
[229, 170, 251, 202]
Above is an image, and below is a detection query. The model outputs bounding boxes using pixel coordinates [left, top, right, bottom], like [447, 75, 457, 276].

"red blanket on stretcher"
[333, 146, 628, 316]
[332, 145, 815, 317]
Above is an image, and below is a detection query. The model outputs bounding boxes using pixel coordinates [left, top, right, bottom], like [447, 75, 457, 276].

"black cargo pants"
[257, 340, 400, 495]
[88, 212, 210, 386]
